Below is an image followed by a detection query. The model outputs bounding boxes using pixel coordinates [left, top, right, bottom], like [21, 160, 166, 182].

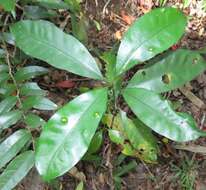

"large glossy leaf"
[127, 49, 206, 93]
[123, 88, 204, 142]
[0, 151, 35, 190]
[14, 66, 48, 82]
[116, 8, 187, 75]
[35, 88, 108, 180]
[11, 20, 103, 80]
[0, 129, 31, 169]
[0, 110, 22, 130]
[0, 96, 17, 114]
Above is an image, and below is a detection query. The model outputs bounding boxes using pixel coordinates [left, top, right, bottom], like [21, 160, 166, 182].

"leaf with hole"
[0, 129, 31, 169]
[116, 7, 187, 75]
[35, 88, 108, 180]
[123, 88, 205, 142]
[127, 49, 206, 93]
[120, 111, 158, 163]
[11, 20, 103, 80]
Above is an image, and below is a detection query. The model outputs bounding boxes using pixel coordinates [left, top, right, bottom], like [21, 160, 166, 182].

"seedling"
[9, 7, 206, 182]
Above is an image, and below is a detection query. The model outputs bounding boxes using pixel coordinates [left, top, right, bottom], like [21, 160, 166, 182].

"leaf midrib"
[16, 27, 101, 78]
[119, 16, 184, 72]
[45, 92, 104, 175]
[124, 88, 191, 131]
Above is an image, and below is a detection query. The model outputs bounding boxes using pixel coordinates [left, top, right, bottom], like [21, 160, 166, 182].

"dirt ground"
[15, 0, 206, 189]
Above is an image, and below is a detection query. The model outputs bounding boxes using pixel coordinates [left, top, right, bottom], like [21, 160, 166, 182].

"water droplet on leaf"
[94, 112, 100, 118]
[61, 116, 68, 124]
[148, 47, 153, 52]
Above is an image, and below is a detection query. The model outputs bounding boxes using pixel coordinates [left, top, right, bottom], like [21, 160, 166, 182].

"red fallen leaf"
[171, 44, 180, 51]
[55, 80, 76, 88]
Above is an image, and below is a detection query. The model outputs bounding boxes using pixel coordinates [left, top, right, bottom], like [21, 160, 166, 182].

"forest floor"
[15, 0, 206, 189]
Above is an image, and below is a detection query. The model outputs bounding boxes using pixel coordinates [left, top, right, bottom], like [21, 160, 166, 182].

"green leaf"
[100, 51, 116, 83]
[24, 113, 46, 128]
[127, 49, 206, 93]
[0, 64, 9, 73]
[108, 129, 125, 145]
[123, 88, 204, 142]
[36, 0, 70, 9]
[0, 73, 9, 84]
[14, 66, 48, 82]
[71, 14, 88, 44]
[0, 151, 35, 190]
[120, 111, 158, 163]
[0, 96, 17, 114]
[64, 0, 81, 13]
[0, 0, 16, 12]
[24, 5, 57, 19]
[0, 110, 22, 130]
[11, 20, 103, 80]
[0, 32, 15, 45]
[87, 130, 103, 154]
[20, 82, 46, 96]
[0, 84, 16, 97]
[22, 96, 57, 111]
[35, 88, 108, 180]
[0, 129, 31, 169]
[116, 7, 187, 75]
[75, 181, 84, 190]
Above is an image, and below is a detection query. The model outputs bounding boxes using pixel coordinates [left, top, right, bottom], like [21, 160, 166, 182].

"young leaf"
[0, 110, 22, 130]
[127, 49, 206, 93]
[0, 96, 17, 114]
[24, 113, 46, 128]
[14, 66, 48, 82]
[0, 129, 31, 169]
[0, 151, 35, 190]
[11, 20, 103, 80]
[123, 88, 205, 142]
[35, 88, 108, 180]
[0, 0, 16, 12]
[116, 7, 187, 75]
